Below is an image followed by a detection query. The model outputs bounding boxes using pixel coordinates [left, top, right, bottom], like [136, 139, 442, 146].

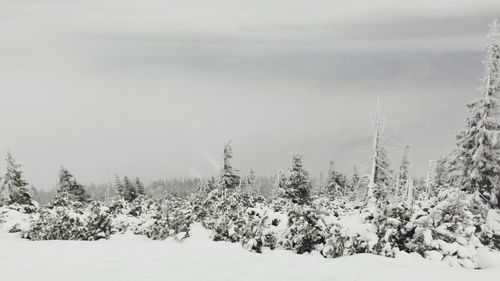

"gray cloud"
[0, 0, 497, 189]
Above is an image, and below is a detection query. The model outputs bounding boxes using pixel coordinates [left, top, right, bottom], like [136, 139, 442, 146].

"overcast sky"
[1, 0, 499, 189]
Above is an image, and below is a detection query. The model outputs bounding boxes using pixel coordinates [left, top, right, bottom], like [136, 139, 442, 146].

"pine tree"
[404, 178, 414, 207]
[122, 176, 138, 202]
[367, 99, 393, 206]
[276, 170, 287, 195]
[282, 153, 311, 205]
[114, 175, 125, 199]
[326, 160, 347, 197]
[58, 168, 72, 192]
[0, 165, 5, 205]
[196, 176, 218, 195]
[248, 169, 257, 187]
[448, 21, 500, 208]
[397, 145, 410, 196]
[434, 156, 448, 189]
[424, 160, 435, 199]
[220, 141, 240, 191]
[350, 165, 361, 194]
[135, 177, 146, 196]
[57, 167, 90, 203]
[0, 152, 33, 205]
[207, 176, 218, 191]
[241, 169, 258, 194]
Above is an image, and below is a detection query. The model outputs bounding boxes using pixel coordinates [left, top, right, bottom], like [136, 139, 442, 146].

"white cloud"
[2, 0, 499, 57]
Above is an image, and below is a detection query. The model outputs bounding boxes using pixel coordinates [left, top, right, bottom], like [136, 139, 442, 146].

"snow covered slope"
[0, 224, 498, 281]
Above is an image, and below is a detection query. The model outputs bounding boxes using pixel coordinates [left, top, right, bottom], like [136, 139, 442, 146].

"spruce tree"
[0, 165, 5, 205]
[423, 160, 435, 199]
[367, 100, 393, 206]
[122, 176, 138, 202]
[448, 21, 500, 207]
[282, 153, 311, 205]
[207, 176, 218, 191]
[58, 168, 73, 191]
[220, 141, 240, 191]
[57, 167, 90, 203]
[240, 169, 257, 194]
[397, 145, 410, 192]
[374, 145, 392, 188]
[0, 152, 33, 205]
[248, 169, 257, 187]
[276, 170, 287, 197]
[326, 160, 347, 197]
[114, 175, 125, 199]
[433, 156, 448, 189]
[135, 177, 146, 196]
[196, 176, 217, 195]
[350, 165, 361, 194]
[404, 178, 415, 207]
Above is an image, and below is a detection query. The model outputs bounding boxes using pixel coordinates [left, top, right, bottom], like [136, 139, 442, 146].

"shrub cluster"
[2, 185, 499, 269]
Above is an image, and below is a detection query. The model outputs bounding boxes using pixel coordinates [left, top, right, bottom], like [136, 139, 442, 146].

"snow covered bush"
[192, 187, 251, 243]
[269, 197, 290, 213]
[280, 204, 328, 254]
[191, 188, 223, 227]
[166, 199, 192, 238]
[107, 197, 149, 234]
[193, 187, 284, 251]
[26, 201, 112, 241]
[261, 208, 287, 250]
[140, 197, 192, 241]
[405, 188, 482, 268]
[49, 191, 84, 210]
[373, 203, 414, 257]
[84, 202, 113, 240]
[321, 208, 378, 258]
[25, 206, 85, 240]
[322, 225, 373, 258]
[236, 203, 286, 253]
[312, 196, 354, 218]
[108, 198, 130, 216]
[480, 209, 500, 250]
[240, 208, 267, 253]
[211, 192, 247, 243]
[143, 214, 171, 240]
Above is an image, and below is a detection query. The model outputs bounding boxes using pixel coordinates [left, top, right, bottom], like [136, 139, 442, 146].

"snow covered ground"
[0, 224, 499, 281]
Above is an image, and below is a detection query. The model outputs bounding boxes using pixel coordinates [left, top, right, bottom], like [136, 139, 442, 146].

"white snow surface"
[0, 223, 499, 281]
[477, 248, 500, 269]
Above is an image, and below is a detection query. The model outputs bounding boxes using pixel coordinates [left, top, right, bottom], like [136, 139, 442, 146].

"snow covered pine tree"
[115, 176, 139, 203]
[57, 167, 91, 204]
[326, 160, 348, 197]
[367, 100, 393, 208]
[220, 141, 240, 191]
[0, 152, 34, 207]
[397, 145, 410, 197]
[448, 21, 500, 208]
[135, 177, 146, 196]
[281, 153, 311, 205]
